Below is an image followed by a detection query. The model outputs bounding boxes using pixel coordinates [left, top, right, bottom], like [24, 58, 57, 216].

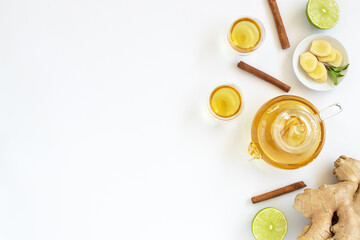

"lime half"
[306, 0, 339, 29]
[251, 207, 288, 240]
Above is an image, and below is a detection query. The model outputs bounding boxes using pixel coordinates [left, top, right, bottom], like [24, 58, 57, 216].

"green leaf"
[328, 69, 338, 85]
[330, 64, 349, 72]
[333, 71, 344, 78]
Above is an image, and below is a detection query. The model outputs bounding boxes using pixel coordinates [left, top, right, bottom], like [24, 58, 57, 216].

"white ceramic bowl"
[293, 34, 349, 91]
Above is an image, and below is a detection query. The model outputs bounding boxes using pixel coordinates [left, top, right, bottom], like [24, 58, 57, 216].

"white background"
[0, 0, 358, 239]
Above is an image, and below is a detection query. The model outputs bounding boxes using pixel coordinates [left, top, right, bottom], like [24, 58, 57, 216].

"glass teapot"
[248, 95, 342, 169]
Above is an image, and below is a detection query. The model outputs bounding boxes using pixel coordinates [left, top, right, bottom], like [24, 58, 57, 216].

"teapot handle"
[319, 103, 343, 121]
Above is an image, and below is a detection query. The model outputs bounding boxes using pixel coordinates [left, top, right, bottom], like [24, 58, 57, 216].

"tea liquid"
[209, 85, 242, 119]
[251, 96, 325, 168]
[228, 18, 261, 53]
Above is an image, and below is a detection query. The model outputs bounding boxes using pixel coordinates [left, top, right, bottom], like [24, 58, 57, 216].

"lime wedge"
[306, 0, 339, 29]
[251, 207, 288, 240]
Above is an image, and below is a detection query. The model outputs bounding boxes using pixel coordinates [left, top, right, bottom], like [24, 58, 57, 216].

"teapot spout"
[248, 142, 261, 160]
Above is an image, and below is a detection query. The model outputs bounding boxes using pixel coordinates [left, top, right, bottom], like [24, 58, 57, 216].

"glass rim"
[227, 17, 266, 55]
[208, 84, 244, 121]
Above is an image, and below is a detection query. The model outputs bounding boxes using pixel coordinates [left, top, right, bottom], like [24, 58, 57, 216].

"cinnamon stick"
[237, 61, 291, 92]
[268, 0, 290, 49]
[251, 181, 307, 204]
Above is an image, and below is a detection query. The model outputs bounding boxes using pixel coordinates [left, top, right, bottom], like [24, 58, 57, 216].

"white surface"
[293, 34, 349, 91]
[0, 0, 358, 239]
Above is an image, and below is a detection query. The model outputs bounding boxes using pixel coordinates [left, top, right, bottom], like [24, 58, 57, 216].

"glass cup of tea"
[227, 17, 266, 55]
[208, 84, 243, 121]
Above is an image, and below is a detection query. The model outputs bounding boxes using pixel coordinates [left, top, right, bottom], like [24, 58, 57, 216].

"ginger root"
[293, 155, 360, 240]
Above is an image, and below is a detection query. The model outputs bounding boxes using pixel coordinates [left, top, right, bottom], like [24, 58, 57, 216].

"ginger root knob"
[293, 156, 360, 240]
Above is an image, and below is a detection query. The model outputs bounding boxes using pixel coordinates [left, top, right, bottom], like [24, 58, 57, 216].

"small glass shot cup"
[227, 17, 266, 55]
[207, 84, 243, 121]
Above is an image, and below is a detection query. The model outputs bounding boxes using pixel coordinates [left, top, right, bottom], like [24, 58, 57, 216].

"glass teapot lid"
[272, 108, 320, 154]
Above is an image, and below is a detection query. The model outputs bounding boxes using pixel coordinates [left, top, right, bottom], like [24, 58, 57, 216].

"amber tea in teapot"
[249, 95, 342, 169]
